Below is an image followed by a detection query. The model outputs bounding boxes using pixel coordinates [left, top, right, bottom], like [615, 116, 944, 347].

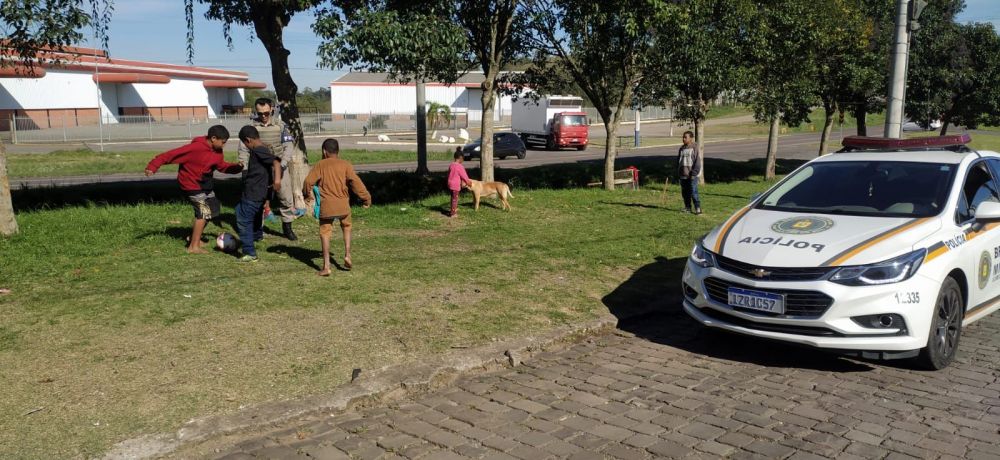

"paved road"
[211, 304, 1000, 460]
[10, 132, 830, 190]
[2, 117, 730, 155]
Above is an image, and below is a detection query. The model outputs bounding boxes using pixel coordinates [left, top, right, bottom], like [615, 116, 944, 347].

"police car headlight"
[829, 249, 926, 286]
[690, 240, 716, 268]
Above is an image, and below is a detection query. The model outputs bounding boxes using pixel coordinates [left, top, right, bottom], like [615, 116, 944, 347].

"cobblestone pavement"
[214, 307, 1000, 460]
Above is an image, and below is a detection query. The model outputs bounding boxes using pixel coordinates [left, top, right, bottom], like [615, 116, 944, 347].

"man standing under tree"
[678, 131, 702, 214]
[238, 97, 301, 241]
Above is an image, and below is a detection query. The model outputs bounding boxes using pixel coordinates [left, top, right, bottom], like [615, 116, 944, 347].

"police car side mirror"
[974, 201, 1000, 222]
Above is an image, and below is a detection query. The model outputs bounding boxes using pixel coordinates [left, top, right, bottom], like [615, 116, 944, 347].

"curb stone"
[103, 313, 625, 459]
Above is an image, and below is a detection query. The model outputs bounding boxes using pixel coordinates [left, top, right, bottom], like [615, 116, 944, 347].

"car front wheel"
[916, 277, 963, 370]
[517, 150, 526, 159]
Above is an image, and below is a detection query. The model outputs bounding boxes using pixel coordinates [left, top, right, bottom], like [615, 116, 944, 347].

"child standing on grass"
[303, 139, 372, 276]
[447, 149, 472, 217]
[235, 126, 283, 263]
[145, 125, 243, 254]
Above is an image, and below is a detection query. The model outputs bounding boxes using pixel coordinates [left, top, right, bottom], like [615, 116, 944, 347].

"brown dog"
[465, 179, 513, 211]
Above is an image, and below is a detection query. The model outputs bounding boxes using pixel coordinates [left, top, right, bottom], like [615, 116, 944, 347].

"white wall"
[0, 70, 100, 110]
[331, 84, 470, 114]
[1, 70, 247, 120]
[466, 88, 513, 123]
[331, 83, 513, 122]
[116, 78, 210, 109]
[99, 83, 119, 122]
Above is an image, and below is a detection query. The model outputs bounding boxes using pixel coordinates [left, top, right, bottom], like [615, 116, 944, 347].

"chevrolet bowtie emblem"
[750, 268, 771, 278]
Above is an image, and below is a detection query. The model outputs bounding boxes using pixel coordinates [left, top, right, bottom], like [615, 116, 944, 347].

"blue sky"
[104, 1, 337, 92]
[101, 0, 1000, 93]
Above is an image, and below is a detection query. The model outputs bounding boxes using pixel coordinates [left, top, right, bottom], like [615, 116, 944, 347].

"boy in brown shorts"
[303, 139, 371, 276]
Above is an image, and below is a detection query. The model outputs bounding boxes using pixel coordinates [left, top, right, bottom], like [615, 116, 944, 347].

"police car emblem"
[771, 216, 834, 235]
[979, 251, 991, 290]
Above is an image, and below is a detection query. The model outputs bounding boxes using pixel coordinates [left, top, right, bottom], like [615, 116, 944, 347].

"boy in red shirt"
[145, 125, 243, 253]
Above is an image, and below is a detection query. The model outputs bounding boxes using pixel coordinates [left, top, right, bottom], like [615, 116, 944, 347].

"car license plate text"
[727, 287, 785, 314]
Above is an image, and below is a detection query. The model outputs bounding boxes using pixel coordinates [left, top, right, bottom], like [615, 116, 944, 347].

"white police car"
[682, 135, 1000, 369]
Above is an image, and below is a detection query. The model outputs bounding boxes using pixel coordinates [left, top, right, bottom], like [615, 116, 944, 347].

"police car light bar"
[841, 134, 972, 151]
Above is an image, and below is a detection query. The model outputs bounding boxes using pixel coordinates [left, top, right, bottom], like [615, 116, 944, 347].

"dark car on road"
[461, 132, 527, 160]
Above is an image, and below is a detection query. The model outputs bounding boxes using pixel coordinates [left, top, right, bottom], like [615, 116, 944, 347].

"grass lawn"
[4, 149, 452, 179]
[704, 104, 753, 120]
[0, 161, 777, 458]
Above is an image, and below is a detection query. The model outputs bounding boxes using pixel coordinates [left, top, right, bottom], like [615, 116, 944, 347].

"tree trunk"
[856, 106, 868, 136]
[254, 20, 306, 155]
[819, 101, 835, 156]
[0, 143, 17, 236]
[415, 80, 429, 175]
[694, 115, 705, 185]
[765, 116, 780, 180]
[939, 116, 950, 136]
[254, 11, 309, 208]
[479, 79, 496, 183]
[602, 114, 619, 191]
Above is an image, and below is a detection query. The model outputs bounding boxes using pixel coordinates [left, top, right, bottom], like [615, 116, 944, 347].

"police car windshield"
[757, 161, 956, 218]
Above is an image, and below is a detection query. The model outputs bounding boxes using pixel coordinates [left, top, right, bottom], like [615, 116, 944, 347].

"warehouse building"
[330, 71, 517, 125]
[0, 45, 265, 131]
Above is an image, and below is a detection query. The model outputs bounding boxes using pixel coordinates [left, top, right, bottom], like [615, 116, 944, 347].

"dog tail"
[506, 187, 513, 199]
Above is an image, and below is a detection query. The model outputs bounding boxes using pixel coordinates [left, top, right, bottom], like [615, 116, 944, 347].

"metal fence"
[7, 106, 675, 144]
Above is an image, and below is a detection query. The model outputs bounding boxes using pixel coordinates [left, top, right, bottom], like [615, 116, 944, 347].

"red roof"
[1, 45, 250, 81]
[93, 73, 170, 84]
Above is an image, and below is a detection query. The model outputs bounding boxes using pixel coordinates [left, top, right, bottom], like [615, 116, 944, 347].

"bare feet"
[343, 256, 352, 271]
[317, 268, 331, 277]
[187, 247, 209, 254]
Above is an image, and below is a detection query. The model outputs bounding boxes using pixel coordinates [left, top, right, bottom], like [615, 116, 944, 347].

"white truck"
[511, 95, 589, 151]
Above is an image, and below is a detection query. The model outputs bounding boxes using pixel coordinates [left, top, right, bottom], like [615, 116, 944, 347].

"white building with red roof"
[0, 45, 266, 131]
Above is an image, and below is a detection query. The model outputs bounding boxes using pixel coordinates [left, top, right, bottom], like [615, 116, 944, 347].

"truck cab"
[511, 95, 590, 151]
[546, 112, 589, 150]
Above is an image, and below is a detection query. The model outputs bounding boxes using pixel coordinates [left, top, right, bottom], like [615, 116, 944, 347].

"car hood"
[703, 208, 941, 267]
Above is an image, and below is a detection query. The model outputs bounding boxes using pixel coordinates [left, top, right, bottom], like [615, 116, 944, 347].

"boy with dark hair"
[145, 124, 243, 253]
[303, 138, 371, 276]
[235, 125, 283, 262]
[677, 130, 702, 214]
[238, 97, 302, 241]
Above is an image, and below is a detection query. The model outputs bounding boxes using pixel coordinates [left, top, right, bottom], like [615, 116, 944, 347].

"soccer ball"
[216, 232, 238, 253]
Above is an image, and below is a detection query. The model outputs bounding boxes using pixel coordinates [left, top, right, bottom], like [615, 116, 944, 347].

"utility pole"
[884, 0, 928, 139]
[415, 79, 428, 175]
[634, 107, 641, 147]
[93, 30, 105, 152]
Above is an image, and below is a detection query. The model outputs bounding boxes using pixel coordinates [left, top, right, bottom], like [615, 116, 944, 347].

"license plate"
[727, 287, 785, 314]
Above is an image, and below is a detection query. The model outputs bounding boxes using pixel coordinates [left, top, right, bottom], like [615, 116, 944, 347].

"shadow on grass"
[602, 256, 875, 372]
[266, 244, 349, 272]
[267, 244, 322, 270]
[11, 157, 807, 212]
[598, 201, 667, 210]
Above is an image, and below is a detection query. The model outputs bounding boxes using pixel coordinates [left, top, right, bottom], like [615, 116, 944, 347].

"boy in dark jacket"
[235, 125, 282, 262]
[145, 125, 243, 253]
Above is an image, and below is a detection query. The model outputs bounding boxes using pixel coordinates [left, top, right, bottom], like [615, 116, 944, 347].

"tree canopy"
[906, 1, 1000, 134]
